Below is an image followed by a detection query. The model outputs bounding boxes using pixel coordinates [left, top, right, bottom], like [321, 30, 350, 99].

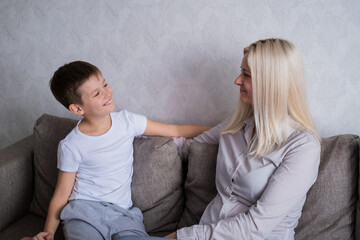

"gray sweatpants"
[60, 199, 158, 240]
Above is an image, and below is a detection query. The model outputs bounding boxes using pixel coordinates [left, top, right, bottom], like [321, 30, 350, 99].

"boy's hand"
[36, 232, 54, 240]
[21, 232, 54, 240]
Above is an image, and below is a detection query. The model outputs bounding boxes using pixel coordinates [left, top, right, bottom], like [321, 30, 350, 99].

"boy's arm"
[143, 119, 211, 138]
[35, 171, 76, 239]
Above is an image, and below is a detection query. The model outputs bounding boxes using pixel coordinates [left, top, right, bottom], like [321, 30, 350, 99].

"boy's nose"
[105, 89, 112, 98]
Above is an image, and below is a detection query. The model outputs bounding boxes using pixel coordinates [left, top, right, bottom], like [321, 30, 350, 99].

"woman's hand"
[164, 231, 177, 239]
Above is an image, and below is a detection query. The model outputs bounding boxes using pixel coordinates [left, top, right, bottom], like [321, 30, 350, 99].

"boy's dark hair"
[49, 61, 100, 109]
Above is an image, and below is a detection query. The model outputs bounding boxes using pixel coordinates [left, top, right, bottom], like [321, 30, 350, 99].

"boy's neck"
[78, 114, 112, 136]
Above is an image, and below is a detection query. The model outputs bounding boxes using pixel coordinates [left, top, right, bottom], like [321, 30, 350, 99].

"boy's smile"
[75, 73, 115, 118]
[103, 99, 113, 106]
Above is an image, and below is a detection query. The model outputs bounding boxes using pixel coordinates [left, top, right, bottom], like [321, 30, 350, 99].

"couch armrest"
[0, 136, 34, 231]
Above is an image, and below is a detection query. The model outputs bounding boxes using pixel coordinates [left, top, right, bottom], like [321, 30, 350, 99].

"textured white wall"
[1, 0, 359, 149]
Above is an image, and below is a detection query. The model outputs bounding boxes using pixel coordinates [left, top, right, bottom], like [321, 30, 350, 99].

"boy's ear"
[69, 104, 84, 116]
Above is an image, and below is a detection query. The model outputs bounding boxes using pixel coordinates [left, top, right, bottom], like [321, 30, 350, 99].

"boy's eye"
[94, 92, 99, 97]
[104, 83, 108, 88]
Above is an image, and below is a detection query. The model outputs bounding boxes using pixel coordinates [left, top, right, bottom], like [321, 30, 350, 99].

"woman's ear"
[69, 104, 84, 116]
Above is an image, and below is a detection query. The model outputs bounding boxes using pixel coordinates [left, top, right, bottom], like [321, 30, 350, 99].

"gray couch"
[0, 114, 359, 240]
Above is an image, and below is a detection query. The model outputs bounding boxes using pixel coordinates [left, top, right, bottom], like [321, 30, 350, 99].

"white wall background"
[1, 0, 359, 149]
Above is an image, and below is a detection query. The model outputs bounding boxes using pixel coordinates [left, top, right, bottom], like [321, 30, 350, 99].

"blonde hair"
[223, 38, 319, 156]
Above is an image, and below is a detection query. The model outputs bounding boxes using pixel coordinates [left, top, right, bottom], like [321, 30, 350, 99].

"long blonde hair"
[223, 38, 319, 156]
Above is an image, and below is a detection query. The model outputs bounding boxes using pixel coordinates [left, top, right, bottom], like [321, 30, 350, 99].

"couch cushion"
[178, 141, 218, 228]
[295, 135, 359, 239]
[132, 137, 183, 234]
[29, 114, 183, 235]
[29, 114, 77, 217]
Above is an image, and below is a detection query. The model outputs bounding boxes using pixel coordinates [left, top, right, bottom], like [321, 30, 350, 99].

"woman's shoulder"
[287, 124, 321, 150]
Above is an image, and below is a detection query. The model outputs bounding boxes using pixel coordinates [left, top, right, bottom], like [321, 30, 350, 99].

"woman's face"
[235, 54, 253, 105]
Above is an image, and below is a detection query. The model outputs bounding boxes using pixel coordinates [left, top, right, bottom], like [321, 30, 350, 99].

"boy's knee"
[63, 219, 104, 240]
[114, 236, 166, 240]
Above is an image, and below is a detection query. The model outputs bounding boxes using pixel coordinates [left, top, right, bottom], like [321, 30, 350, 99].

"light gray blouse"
[177, 117, 320, 240]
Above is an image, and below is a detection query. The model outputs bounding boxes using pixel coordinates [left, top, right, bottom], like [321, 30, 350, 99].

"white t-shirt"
[57, 110, 147, 209]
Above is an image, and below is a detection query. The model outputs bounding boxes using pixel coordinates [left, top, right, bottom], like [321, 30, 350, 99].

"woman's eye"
[244, 73, 251, 78]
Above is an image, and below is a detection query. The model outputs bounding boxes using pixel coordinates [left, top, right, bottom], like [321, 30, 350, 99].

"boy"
[24, 61, 210, 240]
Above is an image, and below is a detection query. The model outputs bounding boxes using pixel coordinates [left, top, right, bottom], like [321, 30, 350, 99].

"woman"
[166, 38, 320, 239]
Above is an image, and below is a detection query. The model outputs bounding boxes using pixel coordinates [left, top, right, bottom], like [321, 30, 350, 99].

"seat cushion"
[0, 213, 64, 239]
[29, 113, 183, 235]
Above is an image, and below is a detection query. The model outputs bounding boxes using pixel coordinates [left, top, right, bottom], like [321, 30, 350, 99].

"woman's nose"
[235, 75, 242, 85]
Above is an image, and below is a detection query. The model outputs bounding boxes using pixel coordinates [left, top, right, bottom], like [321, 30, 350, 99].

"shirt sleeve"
[177, 134, 320, 240]
[57, 141, 80, 172]
[172, 120, 226, 161]
[193, 120, 227, 145]
[124, 110, 147, 136]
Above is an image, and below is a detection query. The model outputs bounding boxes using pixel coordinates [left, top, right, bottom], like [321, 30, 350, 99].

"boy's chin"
[108, 104, 116, 112]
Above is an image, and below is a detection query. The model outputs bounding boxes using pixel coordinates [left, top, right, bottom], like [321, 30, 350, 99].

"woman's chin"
[240, 96, 251, 105]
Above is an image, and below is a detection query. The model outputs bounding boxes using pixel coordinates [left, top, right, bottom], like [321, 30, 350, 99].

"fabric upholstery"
[0, 213, 64, 239]
[29, 114, 77, 217]
[178, 141, 218, 228]
[295, 135, 359, 240]
[29, 114, 183, 235]
[355, 137, 360, 240]
[132, 137, 183, 234]
[0, 136, 34, 231]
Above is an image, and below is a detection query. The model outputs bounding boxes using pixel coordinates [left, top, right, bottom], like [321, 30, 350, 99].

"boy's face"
[75, 73, 115, 118]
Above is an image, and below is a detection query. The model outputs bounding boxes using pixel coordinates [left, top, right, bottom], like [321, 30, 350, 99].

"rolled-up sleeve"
[193, 120, 226, 145]
[173, 121, 225, 161]
[177, 135, 320, 240]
